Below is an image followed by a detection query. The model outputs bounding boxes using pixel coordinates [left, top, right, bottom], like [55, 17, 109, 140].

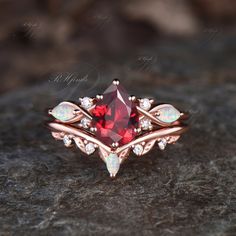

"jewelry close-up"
[47, 79, 189, 177]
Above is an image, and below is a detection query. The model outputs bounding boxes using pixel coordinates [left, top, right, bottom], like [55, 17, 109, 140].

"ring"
[47, 79, 189, 177]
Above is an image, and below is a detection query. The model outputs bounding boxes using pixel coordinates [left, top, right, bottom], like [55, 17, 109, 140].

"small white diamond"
[158, 139, 167, 150]
[141, 118, 152, 130]
[85, 143, 95, 155]
[140, 98, 151, 111]
[80, 97, 93, 109]
[63, 135, 72, 147]
[133, 144, 143, 156]
[80, 117, 91, 129]
[105, 153, 120, 177]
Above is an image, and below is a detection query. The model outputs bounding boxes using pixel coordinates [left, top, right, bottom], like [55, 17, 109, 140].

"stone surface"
[85, 143, 95, 155]
[80, 117, 91, 129]
[157, 105, 181, 123]
[80, 97, 93, 109]
[51, 103, 76, 122]
[158, 139, 167, 150]
[0, 33, 236, 236]
[140, 118, 152, 130]
[133, 144, 144, 156]
[63, 135, 72, 147]
[92, 82, 139, 146]
[139, 98, 152, 110]
[105, 153, 120, 177]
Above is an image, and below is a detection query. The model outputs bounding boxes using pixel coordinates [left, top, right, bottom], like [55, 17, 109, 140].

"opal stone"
[51, 103, 76, 121]
[105, 153, 120, 177]
[158, 105, 180, 123]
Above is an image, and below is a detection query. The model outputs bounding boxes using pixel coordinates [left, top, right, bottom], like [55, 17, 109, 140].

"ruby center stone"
[92, 82, 139, 147]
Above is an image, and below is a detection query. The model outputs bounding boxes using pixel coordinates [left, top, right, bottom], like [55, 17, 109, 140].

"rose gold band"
[47, 122, 188, 154]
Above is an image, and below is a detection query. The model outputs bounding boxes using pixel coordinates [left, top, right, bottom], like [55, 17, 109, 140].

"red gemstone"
[92, 82, 139, 146]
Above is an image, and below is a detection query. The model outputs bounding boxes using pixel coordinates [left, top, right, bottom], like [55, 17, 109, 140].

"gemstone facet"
[105, 153, 120, 177]
[92, 83, 139, 146]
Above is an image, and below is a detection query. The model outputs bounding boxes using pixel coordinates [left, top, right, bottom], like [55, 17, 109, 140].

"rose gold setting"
[46, 79, 189, 177]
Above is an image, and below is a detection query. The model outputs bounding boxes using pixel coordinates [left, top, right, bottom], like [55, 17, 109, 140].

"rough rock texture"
[0, 32, 236, 236]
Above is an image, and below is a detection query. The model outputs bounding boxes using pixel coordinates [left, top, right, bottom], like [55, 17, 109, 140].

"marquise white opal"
[105, 153, 120, 177]
[51, 102, 76, 122]
[157, 105, 180, 123]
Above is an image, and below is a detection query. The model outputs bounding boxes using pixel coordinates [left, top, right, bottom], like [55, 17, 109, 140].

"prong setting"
[96, 94, 103, 100]
[149, 99, 155, 104]
[90, 127, 97, 132]
[73, 109, 79, 115]
[112, 142, 119, 148]
[129, 95, 136, 101]
[112, 79, 120, 85]
[134, 127, 141, 134]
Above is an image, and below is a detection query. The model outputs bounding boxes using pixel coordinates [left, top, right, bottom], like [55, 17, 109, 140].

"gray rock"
[0, 35, 236, 236]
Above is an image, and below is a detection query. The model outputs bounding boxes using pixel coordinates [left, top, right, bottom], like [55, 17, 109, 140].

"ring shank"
[47, 122, 188, 154]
